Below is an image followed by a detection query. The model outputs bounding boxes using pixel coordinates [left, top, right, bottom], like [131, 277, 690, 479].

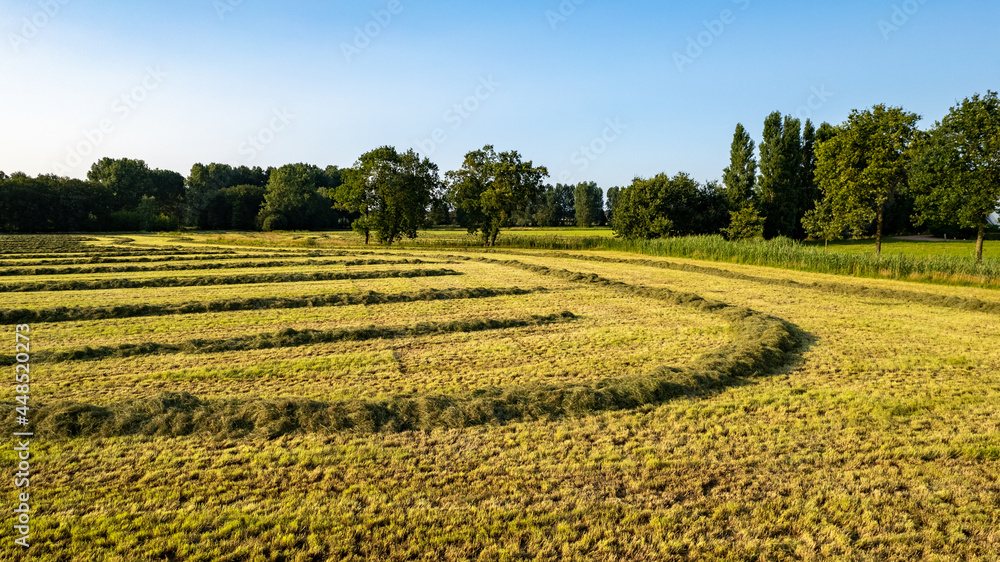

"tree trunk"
[875, 206, 884, 256]
[976, 223, 986, 265]
[365, 230, 369, 245]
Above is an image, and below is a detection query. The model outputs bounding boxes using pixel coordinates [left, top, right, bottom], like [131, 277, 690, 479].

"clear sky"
[2, 0, 997, 189]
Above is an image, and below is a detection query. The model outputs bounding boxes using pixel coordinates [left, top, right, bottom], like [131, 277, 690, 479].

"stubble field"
[1, 233, 998, 561]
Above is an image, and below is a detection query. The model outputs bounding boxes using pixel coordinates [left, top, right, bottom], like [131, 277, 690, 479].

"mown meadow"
[1, 232, 998, 560]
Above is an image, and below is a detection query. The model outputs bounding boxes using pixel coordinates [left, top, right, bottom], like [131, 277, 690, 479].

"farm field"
[812, 237, 999, 260]
[2, 233, 999, 560]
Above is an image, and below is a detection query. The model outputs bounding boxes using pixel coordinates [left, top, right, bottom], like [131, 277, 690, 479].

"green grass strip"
[0, 267, 462, 293]
[407, 234, 1000, 287]
[0, 310, 575, 366]
[537, 252, 1000, 315]
[0, 257, 447, 277]
[0, 286, 539, 324]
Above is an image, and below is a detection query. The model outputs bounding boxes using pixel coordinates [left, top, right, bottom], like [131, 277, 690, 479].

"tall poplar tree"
[721, 123, 763, 239]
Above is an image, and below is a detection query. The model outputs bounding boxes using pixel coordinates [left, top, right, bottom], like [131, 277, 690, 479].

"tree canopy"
[447, 145, 548, 246]
[909, 91, 1000, 263]
[573, 181, 603, 227]
[611, 173, 721, 240]
[336, 146, 438, 245]
[815, 104, 921, 254]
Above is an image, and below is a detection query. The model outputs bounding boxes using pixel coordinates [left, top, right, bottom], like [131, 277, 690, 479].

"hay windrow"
[0, 286, 540, 324]
[3, 259, 803, 438]
[0, 267, 463, 293]
[0, 310, 576, 365]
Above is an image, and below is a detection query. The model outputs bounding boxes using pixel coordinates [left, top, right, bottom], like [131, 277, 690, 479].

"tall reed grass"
[413, 234, 1000, 287]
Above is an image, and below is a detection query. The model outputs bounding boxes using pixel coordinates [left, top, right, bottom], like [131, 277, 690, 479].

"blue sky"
[2, 0, 997, 189]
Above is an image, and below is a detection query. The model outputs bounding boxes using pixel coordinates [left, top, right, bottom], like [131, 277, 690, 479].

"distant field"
[811, 236, 997, 260]
[2, 232, 999, 560]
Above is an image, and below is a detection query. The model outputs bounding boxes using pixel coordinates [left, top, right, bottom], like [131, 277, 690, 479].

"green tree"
[722, 123, 757, 210]
[797, 119, 820, 237]
[761, 115, 805, 238]
[910, 91, 1000, 263]
[605, 186, 622, 224]
[801, 197, 845, 250]
[149, 169, 185, 220]
[573, 181, 603, 227]
[447, 145, 548, 246]
[611, 173, 707, 240]
[258, 163, 325, 231]
[816, 104, 921, 255]
[87, 157, 152, 211]
[185, 164, 269, 229]
[336, 146, 438, 245]
[427, 196, 452, 226]
[722, 205, 765, 241]
[722, 123, 760, 240]
[220, 184, 267, 230]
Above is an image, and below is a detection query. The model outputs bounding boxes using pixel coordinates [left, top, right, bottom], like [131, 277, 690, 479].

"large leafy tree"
[573, 181, 603, 227]
[258, 163, 326, 231]
[87, 157, 152, 211]
[816, 104, 921, 255]
[336, 146, 438, 245]
[611, 172, 715, 240]
[447, 145, 548, 246]
[910, 91, 1000, 264]
[220, 184, 267, 230]
[148, 168, 185, 219]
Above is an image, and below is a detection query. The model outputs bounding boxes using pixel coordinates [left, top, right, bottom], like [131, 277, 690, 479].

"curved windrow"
[0, 258, 802, 439]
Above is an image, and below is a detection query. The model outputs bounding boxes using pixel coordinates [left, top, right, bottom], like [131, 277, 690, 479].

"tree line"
[2, 91, 997, 260]
[609, 91, 999, 263]
[0, 149, 608, 245]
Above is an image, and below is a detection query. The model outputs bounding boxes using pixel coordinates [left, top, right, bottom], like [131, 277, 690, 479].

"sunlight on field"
[815, 237, 997, 260]
[1, 233, 999, 560]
